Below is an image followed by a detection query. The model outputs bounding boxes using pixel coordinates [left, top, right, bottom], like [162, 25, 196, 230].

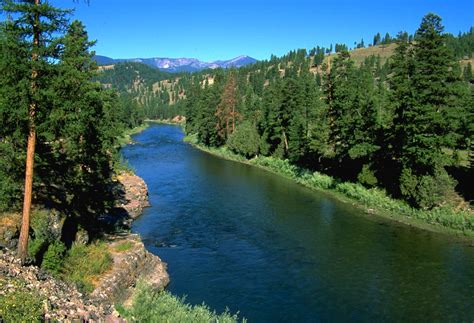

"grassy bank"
[118, 281, 242, 322]
[184, 137, 474, 239]
[117, 123, 150, 147]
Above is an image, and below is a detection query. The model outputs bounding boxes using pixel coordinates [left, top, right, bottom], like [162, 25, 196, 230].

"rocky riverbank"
[0, 172, 169, 321]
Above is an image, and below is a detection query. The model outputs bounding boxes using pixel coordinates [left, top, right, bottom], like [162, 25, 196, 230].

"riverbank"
[145, 116, 185, 124]
[0, 172, 169, 321]
[117, 123, 150, 147]
[184, 137, 474, 241]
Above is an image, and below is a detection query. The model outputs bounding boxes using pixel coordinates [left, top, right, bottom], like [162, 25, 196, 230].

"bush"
[28, 209, 62, 263]
[41, 241, 66, 275]
[400, 167, 457, 209]
[357, 164, 378, 187]
[120, 281, 241, 322]
[299, 171, 335, 190]
[62, 242, 113, 293]
[251, 157, 298, 179]
[0, 277, 44, 322]
[226, 121, 260, 158]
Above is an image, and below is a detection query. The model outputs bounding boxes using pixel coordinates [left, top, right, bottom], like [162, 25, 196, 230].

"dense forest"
[181, 15, 473, 213]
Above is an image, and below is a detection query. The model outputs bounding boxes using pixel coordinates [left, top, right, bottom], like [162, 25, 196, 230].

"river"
[122, 124, 474, 322]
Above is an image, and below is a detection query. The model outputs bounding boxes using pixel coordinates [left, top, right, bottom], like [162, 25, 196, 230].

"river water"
[122, 124, 474, 322]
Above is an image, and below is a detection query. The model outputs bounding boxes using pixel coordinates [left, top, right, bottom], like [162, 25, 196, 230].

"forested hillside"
[92, 14, 474, 225]
[179, 14, 473, 226]
[96, 23, 473, 125]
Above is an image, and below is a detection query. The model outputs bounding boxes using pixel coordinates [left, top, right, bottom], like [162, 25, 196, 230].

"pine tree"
[1, 0, 69, 262]
[215, 72, 238, 141]
[42, 20, 118, 219]
[373, 32, 381, 46]
[391, 13, 460, 208]
[463, 62, 473, 82]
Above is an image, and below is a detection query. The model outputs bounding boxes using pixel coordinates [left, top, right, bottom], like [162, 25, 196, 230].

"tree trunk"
[18, 0, 40, 264]
[282, 130, 289, 153]
[231, 104, 235, 133]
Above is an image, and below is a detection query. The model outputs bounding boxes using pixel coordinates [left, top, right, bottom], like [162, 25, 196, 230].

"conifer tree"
[392, 13, 460, 208]
[1, 0, 69, 262]
[215, 72, 238, 141]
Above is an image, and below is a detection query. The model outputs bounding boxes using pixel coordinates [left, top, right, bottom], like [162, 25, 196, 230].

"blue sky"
[51, 0, 473, 62]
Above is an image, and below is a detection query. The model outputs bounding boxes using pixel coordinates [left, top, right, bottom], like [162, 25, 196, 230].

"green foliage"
[28, 210, 62, 262]
[227, 121, 260, 158]
[250, 157, 299, 179]
[120, 281, 241, 323]
[357, 164, 378, 187]
[41, 241, 66, 275]
[0, 277, 44, 322]
[299, 171, 335, 190]
[400, 167, 457, 209]
[61, 242, 112, 293]
[183, 132, 199, 145]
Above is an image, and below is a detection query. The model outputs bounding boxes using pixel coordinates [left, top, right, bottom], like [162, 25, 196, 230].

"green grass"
[117, 123, 150, 147]
[61, 242, 113, 293]
[190, 143, 474, 237]
[118, 281, 242, 322]
[114, 241, 134, 252]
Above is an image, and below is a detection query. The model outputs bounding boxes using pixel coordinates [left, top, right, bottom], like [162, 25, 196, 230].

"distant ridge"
[93, 55, 257, 72]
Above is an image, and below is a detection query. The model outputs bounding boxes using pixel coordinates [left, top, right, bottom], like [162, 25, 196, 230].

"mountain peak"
[93, 55, 257, 73]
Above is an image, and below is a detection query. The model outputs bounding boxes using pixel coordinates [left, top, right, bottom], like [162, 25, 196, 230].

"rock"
[75, 227, 90, 245]
[0, 213, 21, 249]
[91, 234, 169, 306]
[171, 115, 186, 123]
[113, 173, 150, 219]
[0, 248, 114, 320]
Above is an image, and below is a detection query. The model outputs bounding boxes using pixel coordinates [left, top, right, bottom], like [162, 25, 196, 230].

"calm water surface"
[122, 124, 474, 322]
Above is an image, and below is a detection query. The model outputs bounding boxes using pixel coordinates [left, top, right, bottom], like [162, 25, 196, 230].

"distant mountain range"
[93, 54, 257, 73]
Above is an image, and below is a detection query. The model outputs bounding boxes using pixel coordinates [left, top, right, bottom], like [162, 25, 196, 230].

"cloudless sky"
[50, 0, 473, 62]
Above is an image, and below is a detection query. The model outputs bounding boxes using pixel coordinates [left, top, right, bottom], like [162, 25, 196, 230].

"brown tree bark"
[18, 0, 40, 264]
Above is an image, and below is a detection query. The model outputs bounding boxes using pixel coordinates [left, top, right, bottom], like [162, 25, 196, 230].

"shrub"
[28, 209, 62, 263]
[41, 241, 66, 275]
[299, 171, 335, 190]
[62, 242, 113, 293]
[357, 164, 378, 187]
[400, 167, 457, 209]
[0, 278, 44, 322]
[183, 132, 199, 145]
[251, 157, 298, 179]
[120, 281, 241, 322]
[226, 121, 260, 158]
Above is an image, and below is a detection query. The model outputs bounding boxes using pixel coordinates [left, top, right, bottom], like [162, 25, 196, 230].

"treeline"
[95, 62, 188, 119]
[0, 3, 141, 223]
[184, 14, 473, 210]
[95, 23, 473, 126]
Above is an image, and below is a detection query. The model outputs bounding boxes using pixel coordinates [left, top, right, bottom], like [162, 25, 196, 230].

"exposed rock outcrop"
[92, 234, 169, 306]
[93, 172, 169, 308]
[115, 173, 150, 219]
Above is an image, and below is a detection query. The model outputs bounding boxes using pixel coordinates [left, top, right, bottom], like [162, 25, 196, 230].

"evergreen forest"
[101, 14, 473, 216]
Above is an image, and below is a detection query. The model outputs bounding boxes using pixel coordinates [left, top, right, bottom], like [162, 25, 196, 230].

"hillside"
[93, 25, 473, 124]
